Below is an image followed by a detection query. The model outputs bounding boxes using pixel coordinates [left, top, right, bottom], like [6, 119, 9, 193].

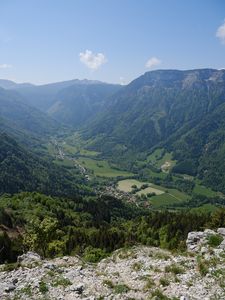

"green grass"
[117, 179, 148, 192]
[136, 186, 164, 196]
[150, 187, 190, 208]
[54, 158, 75, 168]
[147, 148, 164, 163]
[117, 179, 189, 207]
[193, 183, 217, 197]
[62, 143, 79, 155]
[79, 149, 100, 157]
[190, 204, 219, 214]
[77, 157, 133, 178]
[147, 148, 176, 171]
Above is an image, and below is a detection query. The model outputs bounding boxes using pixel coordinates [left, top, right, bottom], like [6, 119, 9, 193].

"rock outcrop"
[0, 230, 224, 300]
[186, 228, 225, 252]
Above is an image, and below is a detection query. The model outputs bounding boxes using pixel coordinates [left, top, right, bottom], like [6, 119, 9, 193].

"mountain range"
[1, 68, 225, 193]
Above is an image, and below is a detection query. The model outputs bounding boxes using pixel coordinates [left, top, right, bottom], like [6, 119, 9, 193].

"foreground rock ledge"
[0, 244, 225, 300]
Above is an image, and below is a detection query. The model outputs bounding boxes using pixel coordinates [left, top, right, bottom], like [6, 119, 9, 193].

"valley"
[46, 130, 223, 211]
[1, 3, 225, 299]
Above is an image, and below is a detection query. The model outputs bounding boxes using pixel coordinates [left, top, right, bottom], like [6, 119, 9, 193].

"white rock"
[217, 228, 225, 237]
[17, 251, 41, 267]
[219, 239, 225, 249]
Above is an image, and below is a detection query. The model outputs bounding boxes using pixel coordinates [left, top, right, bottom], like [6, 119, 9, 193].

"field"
[117, 179, 165, 195]
[193, 183, 218, 197]
[117, 179, 190, 208]
[136, 187, 164, 196]
[117, 179, 148, 192]
[77, 158, 133, 178]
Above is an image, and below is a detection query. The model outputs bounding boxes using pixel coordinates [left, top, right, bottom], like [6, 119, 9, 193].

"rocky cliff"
[0, 229, 224, 300]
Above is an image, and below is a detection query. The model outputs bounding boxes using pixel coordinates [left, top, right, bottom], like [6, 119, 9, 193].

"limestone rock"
[17, 251, 42, 267]
[217, 227, 225, 237]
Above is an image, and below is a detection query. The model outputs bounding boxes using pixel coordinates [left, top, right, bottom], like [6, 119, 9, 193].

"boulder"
[5, 284, 16, 293]
[219, 239, 225, 250]
[17, 251, 41, 267]
[217, 228, 225, 237]
[186, 231, 205, 252]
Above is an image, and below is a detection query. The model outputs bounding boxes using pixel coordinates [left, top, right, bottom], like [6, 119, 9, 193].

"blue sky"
[0, 0, 225, 84]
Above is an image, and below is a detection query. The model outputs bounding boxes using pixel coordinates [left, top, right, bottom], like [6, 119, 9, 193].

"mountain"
[171, 101, 225, 192]
[0, 79, 34, 90]
[12, 79, 121, 117]
[0, 133, 85, 196]
[47, 82, 121, 127]
[83, 69, 225, 152]
[0, 87, 59, 143]
[82, 69, 225, 192]
[84, 69, 225, 153]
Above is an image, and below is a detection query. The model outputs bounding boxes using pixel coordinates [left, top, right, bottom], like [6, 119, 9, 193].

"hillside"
[84, 69, 225, 152]
[0, 87, 59, 141]
[0, 133, 86, 196]
[81, 69, 225, 193]
[47, 82, 121, 127]
[9, 80, 121, 126]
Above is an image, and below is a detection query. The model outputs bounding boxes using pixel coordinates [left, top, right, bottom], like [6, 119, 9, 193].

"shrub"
[207, 234, 223, 248]
[165, 264, 184, 275]
[197, 257, 209, 276]
[39, 280, 48, 294]
[114, 284, 130, 294]
[83, 246, 107, 263]
[52, 277, 72, 287]
[159, 277, 170, 286]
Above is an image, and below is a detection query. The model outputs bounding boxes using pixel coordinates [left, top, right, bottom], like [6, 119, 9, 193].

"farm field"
[193, 183, 218, 197]
[136, 186, 164, 196]
[77, 157, 133, 178]
[117, 179, 190, 208]
[117, 179, 148, 192]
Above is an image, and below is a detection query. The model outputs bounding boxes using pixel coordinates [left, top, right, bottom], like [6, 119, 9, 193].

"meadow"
[77, 157, 133, 178]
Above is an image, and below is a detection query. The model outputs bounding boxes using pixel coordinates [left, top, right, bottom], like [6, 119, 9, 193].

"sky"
[0, 0, 225, 85]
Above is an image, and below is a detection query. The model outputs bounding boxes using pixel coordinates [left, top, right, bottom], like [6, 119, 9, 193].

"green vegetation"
[0, 133, 90, 197]
[77, 157, 133, 177]
[193, 184, 218, 197]
[197, 257, 209, 276]
[207, 234, 223, 248]
[165, 264, 185, 275]
[1, 192, 224, 263]
[52, 277, 72, 287]
[159, 277, 170, 287]
[113, 284, 130, 294]
[39, 280, 49, 294]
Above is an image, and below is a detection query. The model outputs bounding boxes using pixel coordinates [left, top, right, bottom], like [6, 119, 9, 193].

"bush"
[159, 277, 170, 286]
[39, 280, 48, 294]
[114, 284, 130, 294]
[165, 264, 184, 275]
[83, 246, 107, 263]
[207, 234, 223, 248]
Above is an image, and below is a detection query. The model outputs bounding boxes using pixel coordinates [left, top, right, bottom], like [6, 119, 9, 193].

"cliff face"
[0, 230, 225, 300]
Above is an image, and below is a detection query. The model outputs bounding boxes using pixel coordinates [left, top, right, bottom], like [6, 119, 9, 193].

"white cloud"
[216, 20, 225, 44]
[79, 50, 107, 70]
[145, 57, 161, 69]
[0, 64, 12, 69]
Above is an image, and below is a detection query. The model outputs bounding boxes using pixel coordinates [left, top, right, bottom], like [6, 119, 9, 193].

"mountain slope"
[0, 133, 85, 196]
[13, 79, 121, 118]
[171, 101, 225, 192]
[0, 79, 34, 90]
[47, 82, 121, 127]
[84, 69, 225, 153]
[0, 87, 59, 142]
